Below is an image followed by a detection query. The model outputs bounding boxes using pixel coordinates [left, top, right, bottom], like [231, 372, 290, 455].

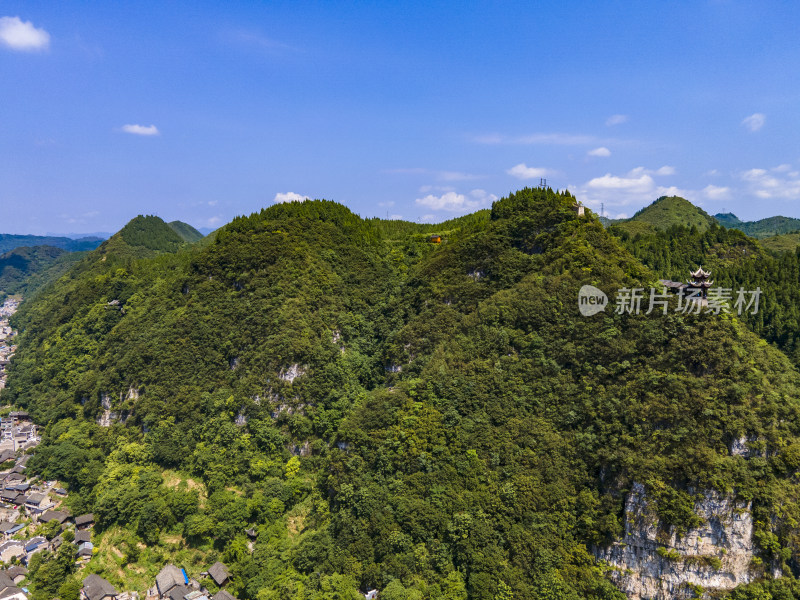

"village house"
[0, 540, 24, 563]
[82, 574, 118, 600]
[207, 563, 230, 588]
[154, 565, 188, 599]
[76, 513, 95, 530]
[38, 509, 69, 525]
[3, 567, 26, 586]
[75, 530, 91, 544]
[212, 591, 236, 600]
[24, 492, 54, 515]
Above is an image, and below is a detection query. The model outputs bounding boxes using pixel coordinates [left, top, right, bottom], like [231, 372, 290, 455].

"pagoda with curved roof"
[688, 266, 713, 297]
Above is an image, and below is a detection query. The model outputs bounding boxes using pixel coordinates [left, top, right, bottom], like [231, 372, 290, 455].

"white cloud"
[506, 163, 551, 180]
[605, 114, 628, 126]
[0, 16, 50, 51]
[588, 147, 611, 157]
[576, 167, 694, 213]
[704, 169, 720, 176]
[415, 189, 496, 212]
[742, 113, 765, 132]
[273, 192, 310, 203]
[121, 124, 160, 136]
[739, 167, 800, 200]
[627, 165, 675, 177]
[587, 173, 655, 193]
[772, 164, 792, 173]
[702, 185, 731, 200]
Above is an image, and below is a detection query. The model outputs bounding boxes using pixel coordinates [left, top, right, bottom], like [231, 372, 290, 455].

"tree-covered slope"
[714, 212, 800, 239]
[0, 245, 72, 300]
[7, 191, 800, 599]
[612, 196, 717, 235]
[168, 220, 204, 243]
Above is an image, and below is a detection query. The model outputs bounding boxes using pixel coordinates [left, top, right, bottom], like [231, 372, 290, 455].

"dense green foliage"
[8, 191, 800, 598]
[0, 245, 90, 302]
[0, 233, 102, 254]
[715, 212, 800, 239]
[167, 221, 205, 243]
[610, 196, 717, 234]
[610, 221, 800, 367]
[759, 232, 800, 253]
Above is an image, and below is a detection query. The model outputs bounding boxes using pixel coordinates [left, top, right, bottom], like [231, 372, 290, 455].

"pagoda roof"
[690, 266, 711, 278]
[687, 280, 714, 287]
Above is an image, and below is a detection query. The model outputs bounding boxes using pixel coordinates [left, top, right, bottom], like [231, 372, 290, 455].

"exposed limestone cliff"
[596, 482, 757, 599]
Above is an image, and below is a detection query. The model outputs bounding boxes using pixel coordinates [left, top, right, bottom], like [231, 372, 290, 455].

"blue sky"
[2, 1, 799, 234]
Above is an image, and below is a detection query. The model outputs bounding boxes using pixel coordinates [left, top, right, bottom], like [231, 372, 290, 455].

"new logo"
[578, 285, 608, 316]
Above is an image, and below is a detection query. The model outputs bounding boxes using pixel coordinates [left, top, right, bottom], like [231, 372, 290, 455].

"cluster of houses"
[78, 561, 238, 600]
[0, 298, 19, 391]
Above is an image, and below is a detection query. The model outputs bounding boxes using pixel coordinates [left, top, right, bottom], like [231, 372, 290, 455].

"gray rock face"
[596, 482, 756, 599]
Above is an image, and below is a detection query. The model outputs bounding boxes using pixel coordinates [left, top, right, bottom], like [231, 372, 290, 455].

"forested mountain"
[0, 233, 103, 254]
[607, 196, 717, 236]
[7, 191, 800, 599]
[714, 213, 800, 239]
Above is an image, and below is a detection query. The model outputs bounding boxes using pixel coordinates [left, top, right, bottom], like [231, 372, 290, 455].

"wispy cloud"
[506, 164, 552, 180]
[415, 189, 497, 212]
[384, 168, 481, 181]
[0, 16, 50, 52]
[120, 124, 160, 136]
[588, 147, 611, 157]
[702, 185, 730, 200]
[740, 167, 800, 200]
[742, 113, 765, 132]
[605, 114, 628, 126]
[274, 192, 310, 203]
[472, 132, 598, 146]
[628, 165, 675, 176]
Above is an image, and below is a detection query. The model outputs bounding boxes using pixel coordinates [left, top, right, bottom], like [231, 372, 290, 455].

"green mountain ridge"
[0, 233, 103, 254]
[6, 191, 800, 599]
[713, 212, 800, 239]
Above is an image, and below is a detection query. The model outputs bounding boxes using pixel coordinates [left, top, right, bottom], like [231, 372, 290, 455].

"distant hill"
[0, 233, 103, 254]
[609, 196, 717, 235]
[117, 215, 187, 253]
[167, 221, 204, 243]
[713, 212, 800, 239]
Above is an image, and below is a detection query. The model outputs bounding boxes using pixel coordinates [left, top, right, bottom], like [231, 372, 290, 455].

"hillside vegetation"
[714, 213, 800, 239]
[0, 245, 88, 302]
[610, 196, 717, 235]
[6, 192, 800, 599]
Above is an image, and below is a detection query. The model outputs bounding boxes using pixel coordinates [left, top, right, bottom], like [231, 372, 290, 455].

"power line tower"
[601, 202, 605, 218]
[538, 178, 547, 189]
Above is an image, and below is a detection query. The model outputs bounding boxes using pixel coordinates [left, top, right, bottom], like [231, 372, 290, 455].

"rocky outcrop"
[596, 482, 756, 599]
